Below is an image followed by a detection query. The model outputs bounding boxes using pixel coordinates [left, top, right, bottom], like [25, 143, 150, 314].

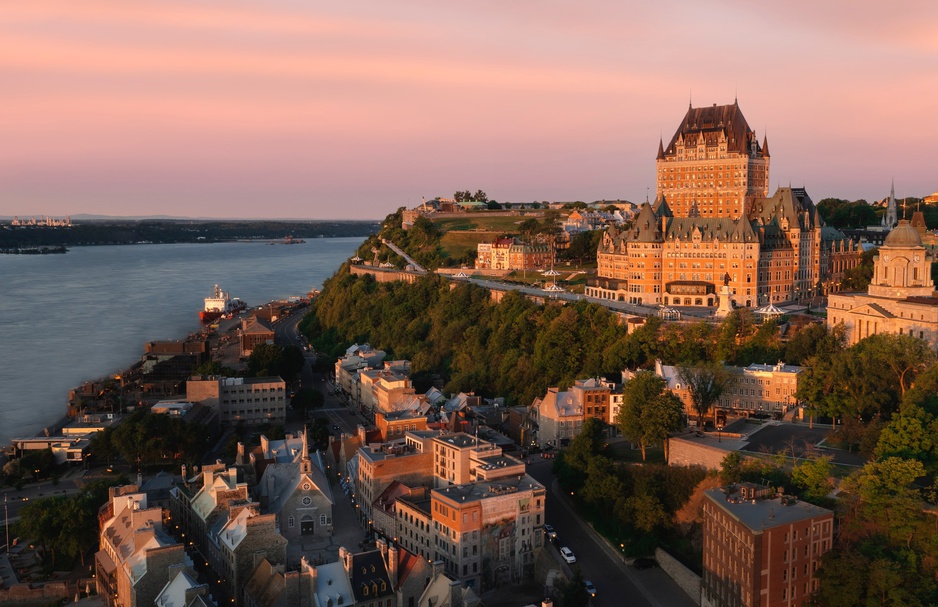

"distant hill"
[0, 219, 380, 249]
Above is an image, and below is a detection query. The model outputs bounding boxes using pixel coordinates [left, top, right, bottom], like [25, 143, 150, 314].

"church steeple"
[300, 426, 312, 474]
[657, 137, 665, 160]
[884, 180, 898, 229]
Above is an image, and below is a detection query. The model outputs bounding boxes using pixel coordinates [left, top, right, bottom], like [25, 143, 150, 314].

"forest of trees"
[817, 196, 937, 229]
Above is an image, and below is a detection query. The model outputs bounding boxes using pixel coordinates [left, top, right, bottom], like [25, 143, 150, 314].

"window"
[288, 516, 295, 528]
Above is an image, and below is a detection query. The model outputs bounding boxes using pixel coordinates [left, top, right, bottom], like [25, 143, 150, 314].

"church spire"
[761, 134, 770, 158]
[885, 179, 898, 229]
[657, 137, 665, 160]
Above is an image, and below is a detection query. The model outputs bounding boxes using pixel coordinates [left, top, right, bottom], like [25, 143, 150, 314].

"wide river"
[0, 237, 364, 447]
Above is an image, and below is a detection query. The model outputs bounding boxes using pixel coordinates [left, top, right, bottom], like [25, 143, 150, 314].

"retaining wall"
[655, 548, 701, 606]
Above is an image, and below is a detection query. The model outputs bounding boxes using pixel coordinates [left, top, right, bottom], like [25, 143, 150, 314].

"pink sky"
[2, 1, 937, 220]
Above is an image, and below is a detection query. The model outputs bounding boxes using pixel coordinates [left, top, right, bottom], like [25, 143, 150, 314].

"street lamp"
[4, 494, 9, 550]
[114, 374, 124, 414]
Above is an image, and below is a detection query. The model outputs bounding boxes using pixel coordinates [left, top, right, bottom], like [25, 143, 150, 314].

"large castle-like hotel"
[588, 101, 862, 308]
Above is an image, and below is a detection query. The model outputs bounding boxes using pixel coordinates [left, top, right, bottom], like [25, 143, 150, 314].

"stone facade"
[476, 237, 553, 271]
[590, 102, 860, 308]
[828, 220, 938, 346]
[643, 359, 801, 420]
[96, 485, 190, 607]
[186, 376, 286, 426]
[656, 101, 769, 220]
[667, 436, 733, 471]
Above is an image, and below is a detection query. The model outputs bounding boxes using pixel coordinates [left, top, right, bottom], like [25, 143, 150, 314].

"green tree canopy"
[617, 371, 684, 461]
[676, 362, 735, 430]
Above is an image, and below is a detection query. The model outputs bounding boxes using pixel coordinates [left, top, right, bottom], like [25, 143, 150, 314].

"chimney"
[357, 425, 367, 443]
[449, 579, 463, 607]
[338, 547, 351, 572]
[181, 464, 187, 480]
[431, 560, 444, 579]
[301, 556, 318, 595]
[542, 599, 554, 607]
[388, 545, 399, 589]
[136, 472, 143, 487]
[376, 537, 388, 560]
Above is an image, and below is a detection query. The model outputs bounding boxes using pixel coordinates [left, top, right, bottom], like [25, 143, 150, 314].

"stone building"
[238, 317, 274, 358]
[589, 102, 860, 308]
[476, 237, 553, 271]
[186, 375, 287, 426]
[96, 485, 191, 607]
[643, 359, 802, 421]
[702, 484, 833, 607]
[828, 220, 938, 346]
[656, 101, 769, 220]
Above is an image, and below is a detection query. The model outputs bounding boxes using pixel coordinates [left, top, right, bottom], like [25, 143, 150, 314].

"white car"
[560, 546, 576, 564]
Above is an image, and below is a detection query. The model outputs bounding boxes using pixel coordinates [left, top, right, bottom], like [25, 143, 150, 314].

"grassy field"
[433, 214, 531, 232]
[439, 231, 500, 261]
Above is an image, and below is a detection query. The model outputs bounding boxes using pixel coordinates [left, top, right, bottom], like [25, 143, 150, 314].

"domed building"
[828, 220, 938, 345]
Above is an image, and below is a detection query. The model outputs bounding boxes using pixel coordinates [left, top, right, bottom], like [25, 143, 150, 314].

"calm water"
[0, 238, 364, 446]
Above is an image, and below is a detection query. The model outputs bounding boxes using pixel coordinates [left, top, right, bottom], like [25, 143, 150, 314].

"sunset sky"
[3, 1, 937, 220]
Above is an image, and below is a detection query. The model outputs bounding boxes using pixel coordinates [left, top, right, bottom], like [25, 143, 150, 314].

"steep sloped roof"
[663, 101, 759, 157]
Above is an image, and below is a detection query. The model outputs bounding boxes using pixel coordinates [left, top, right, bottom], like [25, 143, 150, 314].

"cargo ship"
[200, 284, 247, 323]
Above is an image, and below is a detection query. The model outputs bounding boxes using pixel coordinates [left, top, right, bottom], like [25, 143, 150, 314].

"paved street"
[526, 457, 697, 607]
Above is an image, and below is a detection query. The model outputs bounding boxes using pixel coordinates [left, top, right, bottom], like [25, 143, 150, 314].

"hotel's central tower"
[656, 100, 770, 219]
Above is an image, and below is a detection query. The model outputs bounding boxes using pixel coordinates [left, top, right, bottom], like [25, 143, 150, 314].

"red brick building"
[702, 484, 833, 607]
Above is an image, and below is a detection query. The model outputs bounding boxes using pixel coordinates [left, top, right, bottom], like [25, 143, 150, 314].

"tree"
[248, 343, 305, 380]
[626, 493, 669, 532]
[560, 230, 602, 264]
[473, 190, 488, 204]
[791, 456, 834, 505]
[720, 451, 742, 484]
[839, 247, 876, 291]
[562, 569, 590, 607]
[564, 417, 606, 473]
[618, 371, 684, 460]
[291, 387, 324, 419]
[676, 362, 735, 430]
[851, 457, 926, 545]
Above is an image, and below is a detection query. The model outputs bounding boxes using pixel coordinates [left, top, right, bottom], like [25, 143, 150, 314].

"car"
[543, 524, 555, 534]
[559, 547, 576, 564]
[632, 557, 658, 569]
[545, 530, 558, 543]
[583, 580, 597, 597]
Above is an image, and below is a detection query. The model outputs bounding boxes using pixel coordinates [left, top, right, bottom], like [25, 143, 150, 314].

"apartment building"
[646, 359, 801, 421]
[96, 485, 191, 607]
[702, 484, 833, 607]
[186, 376, 286, 426]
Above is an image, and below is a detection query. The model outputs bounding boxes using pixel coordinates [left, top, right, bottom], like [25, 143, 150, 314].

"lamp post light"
[4, 494, 9, 551]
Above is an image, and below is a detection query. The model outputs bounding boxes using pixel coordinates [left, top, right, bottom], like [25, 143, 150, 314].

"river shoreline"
[2, 299, 295, 457]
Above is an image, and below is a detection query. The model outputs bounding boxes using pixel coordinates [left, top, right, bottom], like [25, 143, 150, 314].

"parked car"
[560, 547, 576, 564]
[584, 580, 597, 597]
